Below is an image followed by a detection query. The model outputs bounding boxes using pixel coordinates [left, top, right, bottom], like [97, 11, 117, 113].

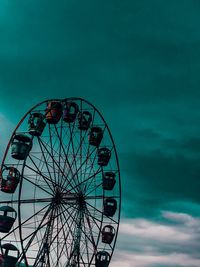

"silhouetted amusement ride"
[0, 98, 121, 267]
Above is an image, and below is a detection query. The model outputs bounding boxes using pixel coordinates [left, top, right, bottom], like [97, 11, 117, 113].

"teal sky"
[0, 1, 200, 266]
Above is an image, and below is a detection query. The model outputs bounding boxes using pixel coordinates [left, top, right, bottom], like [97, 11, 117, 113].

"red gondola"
[46, 101, 63, 124]
[1, 167, 20, 194]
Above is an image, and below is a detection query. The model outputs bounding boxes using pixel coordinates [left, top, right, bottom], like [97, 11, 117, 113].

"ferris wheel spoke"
[26, 157, 57, 193]
[33, 207, 58, 266]
[79, 100, 83, 185]
[84, 210, 99, 267]
[20, 197, 53, 204]
[23, 205, 67, 265]
[60, 205, 80, 239]
[61, 204, 96, 253]
[80, 253, 88, 267]
[48, 206, 72, 251]
[37, 133, 66, 165]
[50, 126, 69, 189]
[0, 199, 18, 204]
[59, 120, 77, 188]
[37, 136, 68, 191]
[82, 215, 90, 264]
[21, 205, 77, 264]
[23, 175, 54, 196]
[56, 205, 59, 264]
[83, 211, 97, 251]
[44, 209, 61, 266]
[38, 134, 77, 193]
[48, 124, 59, 186]
[53, 205, 79, 266]
[83, 137, 108, 193]
[85, 195, 104, 200]
[66, 122, 82, 190]
[85, 181, 103, 197]
[2, 203, 51, 242]
[36, 137, 60, 189]
[86, 195, 120, 200]
[82, 148, 99, 194]
[53, 207, 72, 264]
[62, 147, 97, 191]
[67, 168, 102, 193]
[0, 198, 52, 204]
[60, 205, 81, 266]
[78, 225, 96, 265]
[65, 247, 76, 267]
[53, 124, 79, 189]
[64, 118, 77, 156]
[57, 117, 64, 189]
[84, 205, 102, 231]
[60, 124, 89, 189]
[46, 208, 60, 266]
[29, 153, 57, 175]
[22, 204, 53, 253]
[84, 208, 102, 267]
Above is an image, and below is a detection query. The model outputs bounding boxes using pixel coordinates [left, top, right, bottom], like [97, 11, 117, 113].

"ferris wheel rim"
[0, 97, 121, 267]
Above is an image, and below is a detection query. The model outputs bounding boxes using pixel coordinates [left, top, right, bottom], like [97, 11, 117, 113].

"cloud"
[162, 211, 199, 226]
[110, 211, 200, 267]
[111, 251, 200, 267]
[120, 219, 192, 243]
[119, 130, 200, 218]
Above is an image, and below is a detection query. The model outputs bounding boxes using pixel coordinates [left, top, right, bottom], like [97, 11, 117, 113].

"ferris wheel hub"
[53, 190, 78, 205]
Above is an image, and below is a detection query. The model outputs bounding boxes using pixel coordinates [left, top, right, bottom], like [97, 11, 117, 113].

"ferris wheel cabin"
[97, 148, 111, 166]
[103, 198, 117, 217]
[89, 126, 103, 147]
[11, 134, 32, 160]
[102, 172, 116, 191]
[46, 101, 63, 124]
[78, 111, 92, 130]
[102, 225, 115, 244]
[0, 206, 17, 233]
[0, 167, 20, 194]
[0, 243, 19, 267]
[63, 101, 79, 123]
[95, 251, 110, 267]
[28, 112, 46, 136]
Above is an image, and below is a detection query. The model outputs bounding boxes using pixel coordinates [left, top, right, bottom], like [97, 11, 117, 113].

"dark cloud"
[120, 133, 200, 218]
[135, 149, 200, 201]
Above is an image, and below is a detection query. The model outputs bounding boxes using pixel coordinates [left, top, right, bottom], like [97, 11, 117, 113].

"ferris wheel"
[0, 98, 121, 267]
